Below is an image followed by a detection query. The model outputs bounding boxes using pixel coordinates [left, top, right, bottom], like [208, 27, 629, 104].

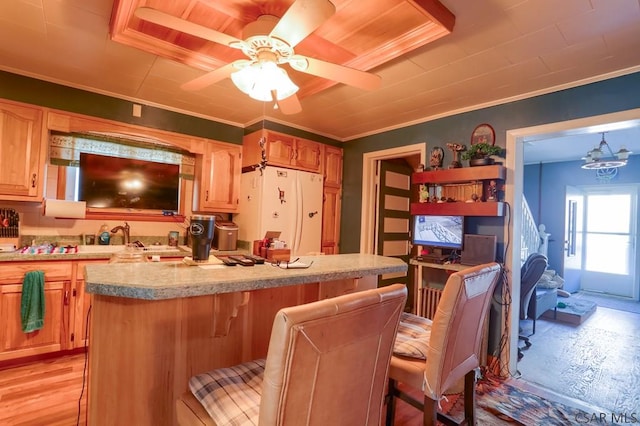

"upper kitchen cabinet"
[321, 146, 343, 254]
[323, 145, 343, 187]
[193, 141, 242, 213]
[0, 99, 45, 201]
[242, 130, 323, 173]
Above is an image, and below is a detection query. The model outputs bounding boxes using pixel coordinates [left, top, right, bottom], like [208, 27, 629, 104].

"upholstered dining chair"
[176, 283, 407, 426]
[385, 262, 502, 426]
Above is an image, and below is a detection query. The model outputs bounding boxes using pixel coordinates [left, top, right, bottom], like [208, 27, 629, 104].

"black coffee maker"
[189, 215, 215, 261]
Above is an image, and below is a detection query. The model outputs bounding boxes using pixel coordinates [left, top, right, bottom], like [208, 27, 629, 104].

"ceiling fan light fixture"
[581, 132, 633, 170]
[231, 61, 298, 102]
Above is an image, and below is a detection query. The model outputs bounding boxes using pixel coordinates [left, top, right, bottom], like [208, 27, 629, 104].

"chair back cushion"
[259, 284, 407, 426]
[424, 262, 501, 399]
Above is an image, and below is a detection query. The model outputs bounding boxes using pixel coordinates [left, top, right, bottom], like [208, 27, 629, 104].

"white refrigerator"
[235, 166, 324, 256]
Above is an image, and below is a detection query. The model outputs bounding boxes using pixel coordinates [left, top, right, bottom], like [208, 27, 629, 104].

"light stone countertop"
[84, 253, 408, 300]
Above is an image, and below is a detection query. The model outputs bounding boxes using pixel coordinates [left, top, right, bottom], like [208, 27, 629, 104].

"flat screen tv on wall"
[78, 153, 180, 211]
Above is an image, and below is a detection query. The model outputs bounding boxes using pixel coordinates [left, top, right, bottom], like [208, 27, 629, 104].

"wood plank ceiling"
[110, 0, 455, 99]
[0, 0, 639, 141]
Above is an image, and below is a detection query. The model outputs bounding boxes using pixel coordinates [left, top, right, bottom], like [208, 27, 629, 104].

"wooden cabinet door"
[196, 142, 242, 213]
[0, 280, 69, 361]
[72, 260, 99, 349]
[0, 100, 44, 200]
[72, 279, 92, 348]
[322, 186, 342, 254]
[294, 138, 323, 173]
[323, 145, 343, 187]
[265, 132, 295, 167]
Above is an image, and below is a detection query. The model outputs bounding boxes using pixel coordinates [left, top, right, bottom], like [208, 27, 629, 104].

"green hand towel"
[21, 270, 45, 333]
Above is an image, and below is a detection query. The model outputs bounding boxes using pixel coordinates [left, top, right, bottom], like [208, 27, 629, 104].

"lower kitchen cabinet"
[0, 260, 100, 362]
[0, 262, 72, 362]
[0, 280, 67, 360]
[73, 261, 100, 349]
[0, 256, 187, 363]
[321, 185, 342, 254]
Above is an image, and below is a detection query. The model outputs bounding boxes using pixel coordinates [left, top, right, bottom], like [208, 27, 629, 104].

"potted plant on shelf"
[461, 143, 504, 166]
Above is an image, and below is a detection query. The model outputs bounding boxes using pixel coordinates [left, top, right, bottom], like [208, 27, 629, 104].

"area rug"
[542, 298, 597, 324]
[573, 291, 640, 314]
[518, 307, 640, 420]
[437, 371, 608, 425]
[476, 373, 610, 425]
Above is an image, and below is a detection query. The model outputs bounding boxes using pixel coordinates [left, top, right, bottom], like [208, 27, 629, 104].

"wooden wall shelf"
[412, 165, 505, 184]
[411, 165, 506, 217]
[410, 201, 505, 216]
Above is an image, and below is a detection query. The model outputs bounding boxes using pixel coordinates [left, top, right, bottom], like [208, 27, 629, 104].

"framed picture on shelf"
[471, 123, 495, 145]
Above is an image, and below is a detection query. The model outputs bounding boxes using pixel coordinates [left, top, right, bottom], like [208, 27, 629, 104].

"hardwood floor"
[0, 352, 88, 426]
[0, 352, 426, 426]
[517, 294, 640, 417]
[8, 294, 634, 426]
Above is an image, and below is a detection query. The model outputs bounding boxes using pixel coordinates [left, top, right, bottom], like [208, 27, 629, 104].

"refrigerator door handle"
[293, 176, 303, 254]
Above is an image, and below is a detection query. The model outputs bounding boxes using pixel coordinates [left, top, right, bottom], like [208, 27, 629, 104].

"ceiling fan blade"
[276, 93, 302, 115]
[269, 0, 336, 48]
[134, 7, 242, 48]
[297, 56, 382, 91]
[181, 62, 239, 91]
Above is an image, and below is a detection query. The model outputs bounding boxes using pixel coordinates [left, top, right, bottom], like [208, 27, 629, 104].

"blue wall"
[523, 157, 640, 291]
[340, 72, 640, 254]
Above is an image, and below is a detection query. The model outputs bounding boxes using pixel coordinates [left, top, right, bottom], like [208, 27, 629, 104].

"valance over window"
[49, 131, 195, 180]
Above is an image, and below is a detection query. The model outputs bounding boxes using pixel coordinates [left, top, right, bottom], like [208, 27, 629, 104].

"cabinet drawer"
[0, 261, 73, 284]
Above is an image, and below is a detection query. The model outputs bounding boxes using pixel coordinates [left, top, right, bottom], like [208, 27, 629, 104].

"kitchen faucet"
[110, 222, 131, 245]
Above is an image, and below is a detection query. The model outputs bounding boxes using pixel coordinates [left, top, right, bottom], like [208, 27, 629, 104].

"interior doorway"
[376, 160, 413, 289]
[360, 144, 425, 309]
[506, 107, 640, 375]
[360, 144, 426, 254]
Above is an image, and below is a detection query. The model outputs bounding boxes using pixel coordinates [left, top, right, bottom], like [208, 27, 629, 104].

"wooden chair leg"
[423, 395, 438, 426]
[463, 370, 477, 425]
[386, 373, 477, 426]
[385, 379, 398, 426]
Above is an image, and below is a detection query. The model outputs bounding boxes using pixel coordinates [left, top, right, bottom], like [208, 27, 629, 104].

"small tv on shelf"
[78, 153, 180, 211]
[412, 215, 464, 250]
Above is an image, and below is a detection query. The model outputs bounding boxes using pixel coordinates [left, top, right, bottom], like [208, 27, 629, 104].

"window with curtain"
[49, 131, 195, 209]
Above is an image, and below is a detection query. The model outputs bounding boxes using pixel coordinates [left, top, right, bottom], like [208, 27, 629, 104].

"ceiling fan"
[134, 0, 382, 115]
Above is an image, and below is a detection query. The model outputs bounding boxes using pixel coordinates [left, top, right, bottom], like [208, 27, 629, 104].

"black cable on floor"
[77, 304, 91, 426]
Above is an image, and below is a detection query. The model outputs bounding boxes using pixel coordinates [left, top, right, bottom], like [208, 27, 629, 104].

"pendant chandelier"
[581, 132, 632, 169]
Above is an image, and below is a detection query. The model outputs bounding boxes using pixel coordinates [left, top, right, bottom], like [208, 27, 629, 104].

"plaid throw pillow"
[393, 312, 432, 359]
[189, 359, 266, 426]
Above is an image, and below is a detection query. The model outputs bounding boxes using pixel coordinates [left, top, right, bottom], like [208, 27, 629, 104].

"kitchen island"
[84, 254, 407, 426]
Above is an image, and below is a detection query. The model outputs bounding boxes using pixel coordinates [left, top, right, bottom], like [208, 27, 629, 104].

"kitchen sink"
[139, 245, 184, 252]
[77, 245, 129, 254]
[78, 244, 187, 254]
